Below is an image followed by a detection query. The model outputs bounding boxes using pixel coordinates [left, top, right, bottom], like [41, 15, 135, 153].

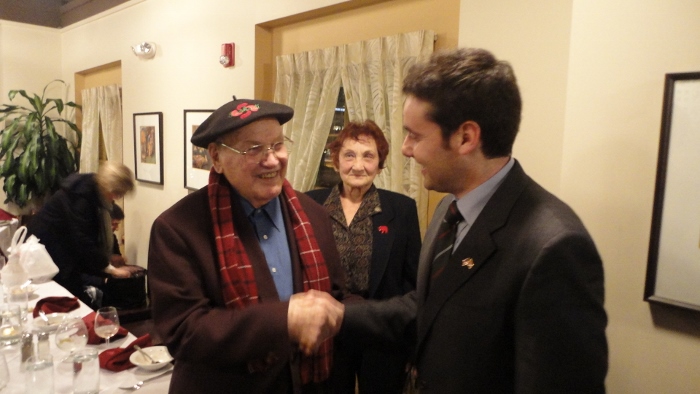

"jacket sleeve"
[148, 214, 293, 368]
[514, 230, 608, 393]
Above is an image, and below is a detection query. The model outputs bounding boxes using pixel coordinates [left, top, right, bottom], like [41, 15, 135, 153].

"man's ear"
[208, 143, 224, 174]
[454, 120, 481, 155]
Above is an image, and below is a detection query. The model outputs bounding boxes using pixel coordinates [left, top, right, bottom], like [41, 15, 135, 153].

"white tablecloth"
[1, 281, 171, 393]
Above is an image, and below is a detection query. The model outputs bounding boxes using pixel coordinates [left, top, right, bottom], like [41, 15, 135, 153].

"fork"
[119, 367, 173, 390]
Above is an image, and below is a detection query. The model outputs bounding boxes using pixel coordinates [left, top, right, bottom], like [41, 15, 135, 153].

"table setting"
[0, 280, 172, 393]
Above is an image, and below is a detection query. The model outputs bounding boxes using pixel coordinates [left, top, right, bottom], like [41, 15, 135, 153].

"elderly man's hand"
[288, 289, 344, 355]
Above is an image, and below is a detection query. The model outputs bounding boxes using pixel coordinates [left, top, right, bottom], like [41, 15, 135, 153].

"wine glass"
[55, 316, 88, 361]
[94, 306, 119, 345]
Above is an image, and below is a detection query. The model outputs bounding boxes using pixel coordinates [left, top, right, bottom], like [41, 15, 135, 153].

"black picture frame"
[644, 71, 700, 312]
[184, 109, 214, 190]
[133, 112, 163, 185]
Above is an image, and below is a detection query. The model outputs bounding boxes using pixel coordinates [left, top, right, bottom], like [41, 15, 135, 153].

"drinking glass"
[55, 316, 89, 361]
[94, 306, 119, 345]
[73, 348, 99, 394]
[0, 353, 9, 390]
[7, 285, 29, 324]
[25, 354, 54, 394]
[0, 304, 22, 346]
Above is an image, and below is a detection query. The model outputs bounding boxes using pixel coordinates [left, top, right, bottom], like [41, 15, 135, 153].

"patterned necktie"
[430, 200, 463, 283]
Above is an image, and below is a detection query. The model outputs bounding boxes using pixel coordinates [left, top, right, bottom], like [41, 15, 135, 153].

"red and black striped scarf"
[207, 169, 333, 384]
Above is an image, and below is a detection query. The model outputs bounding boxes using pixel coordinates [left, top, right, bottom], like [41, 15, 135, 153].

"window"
[313, 87, 347, 189]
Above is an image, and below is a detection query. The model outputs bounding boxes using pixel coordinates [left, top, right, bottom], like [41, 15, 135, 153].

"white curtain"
[340, 30, 434, 229]
[275, 30, 434, 228]
[80, 85, 123, 172]
[275, 47, 342, 191]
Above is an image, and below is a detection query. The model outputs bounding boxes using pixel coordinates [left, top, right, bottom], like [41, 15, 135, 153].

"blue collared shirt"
[240, 197, 294, 301]
[452, 157, 515, 250]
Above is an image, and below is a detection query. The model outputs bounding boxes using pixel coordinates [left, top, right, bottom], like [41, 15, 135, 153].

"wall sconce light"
[132, 42, 156, 59]
[220, 43, 235, 67]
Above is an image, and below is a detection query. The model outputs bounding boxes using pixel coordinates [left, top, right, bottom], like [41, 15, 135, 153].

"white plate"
[129, 345, 173, 371]
[32, 312, 67, 332]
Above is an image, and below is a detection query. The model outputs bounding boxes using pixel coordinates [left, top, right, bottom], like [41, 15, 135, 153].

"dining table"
[1, 280, 172, 393]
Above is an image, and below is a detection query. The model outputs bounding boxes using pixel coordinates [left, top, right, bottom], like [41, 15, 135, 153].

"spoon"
[38, 309, 50, 323]
[133, 345, 156, 364]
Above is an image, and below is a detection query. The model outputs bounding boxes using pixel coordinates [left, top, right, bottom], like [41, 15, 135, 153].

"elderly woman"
[27, 162, 136, 307]
[306, 120, 421, 394]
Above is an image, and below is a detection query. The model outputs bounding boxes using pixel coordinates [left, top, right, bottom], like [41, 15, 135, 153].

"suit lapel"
[368, 192, 395, 297]
[415, 161, 531, 352]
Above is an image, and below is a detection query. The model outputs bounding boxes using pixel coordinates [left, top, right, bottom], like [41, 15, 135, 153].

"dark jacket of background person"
[27, 173, 111, 305]
[148, 187, 346, 394]
[307, 186, 421, 393]
[306, 187, 420, 300]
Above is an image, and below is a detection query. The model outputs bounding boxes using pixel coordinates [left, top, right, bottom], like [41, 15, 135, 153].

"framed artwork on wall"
[644, 71, 700, 312]
[133, 112, 164, 185]
[184, 109, 214, 190]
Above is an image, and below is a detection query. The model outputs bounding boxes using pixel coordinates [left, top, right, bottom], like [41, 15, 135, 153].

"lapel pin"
[378, 225, 388, 234]
[462, 258, 475, 269]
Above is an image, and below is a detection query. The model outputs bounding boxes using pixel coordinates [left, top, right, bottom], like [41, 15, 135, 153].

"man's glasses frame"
[218, 136, 294, 162]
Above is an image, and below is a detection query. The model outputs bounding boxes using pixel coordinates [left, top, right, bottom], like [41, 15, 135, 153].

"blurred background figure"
[307, 120, 421, 394]
[108, 204, 127, 267]
[27, 162, 136, 308]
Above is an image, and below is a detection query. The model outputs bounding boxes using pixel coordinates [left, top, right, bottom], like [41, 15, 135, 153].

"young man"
[343, 48, 608, 393]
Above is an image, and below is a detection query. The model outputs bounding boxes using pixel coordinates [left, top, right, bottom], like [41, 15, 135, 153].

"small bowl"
[129, 345, 173, 371]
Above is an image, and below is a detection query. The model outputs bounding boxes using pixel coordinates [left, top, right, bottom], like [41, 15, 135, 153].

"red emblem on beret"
[230, 103, 260, 119]
[378, 225, 388, 234]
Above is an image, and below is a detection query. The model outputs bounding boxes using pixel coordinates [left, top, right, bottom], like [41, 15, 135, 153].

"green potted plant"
[0, 80, 81, 209]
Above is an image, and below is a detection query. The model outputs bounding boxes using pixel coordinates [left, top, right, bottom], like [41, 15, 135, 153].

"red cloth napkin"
[99, 334, 153, 372]
[82, 311, 129, 344]
[32, 296, 80, 318]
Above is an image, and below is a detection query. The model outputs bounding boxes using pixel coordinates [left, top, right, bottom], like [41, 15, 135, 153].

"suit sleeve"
[341, 291, 417, 351]
[514, 231, 608, 394]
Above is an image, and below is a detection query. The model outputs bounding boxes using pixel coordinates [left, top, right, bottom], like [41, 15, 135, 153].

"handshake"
[287, 290, 345, 355]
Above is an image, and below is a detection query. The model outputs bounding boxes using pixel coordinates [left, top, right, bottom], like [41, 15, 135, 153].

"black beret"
[191, 97, 294, 147]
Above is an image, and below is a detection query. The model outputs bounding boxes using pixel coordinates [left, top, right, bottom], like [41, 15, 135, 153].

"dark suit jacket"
[306, 187, 421, 300]
[148, 186, 345, 394]
[343, 160, 608, 393]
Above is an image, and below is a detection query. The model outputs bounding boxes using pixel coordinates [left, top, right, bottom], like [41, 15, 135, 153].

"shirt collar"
[240, 194, 283, 231]
[453, 156, 515, 226]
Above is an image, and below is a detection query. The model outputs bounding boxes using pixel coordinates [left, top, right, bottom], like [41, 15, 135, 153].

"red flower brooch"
[230, 103, 260, 119]
[378, 225, 388, 234]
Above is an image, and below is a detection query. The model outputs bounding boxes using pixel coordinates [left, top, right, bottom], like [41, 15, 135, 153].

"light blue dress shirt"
[241, 197, 294, 301]
[452, 157, 515, 250]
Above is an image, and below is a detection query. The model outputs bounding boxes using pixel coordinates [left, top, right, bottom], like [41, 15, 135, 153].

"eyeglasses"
[218, 136, 294, 163]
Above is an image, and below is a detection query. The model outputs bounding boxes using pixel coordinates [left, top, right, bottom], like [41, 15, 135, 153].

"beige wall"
[0, 21, 63, 215]
[2, 0, 700, 391]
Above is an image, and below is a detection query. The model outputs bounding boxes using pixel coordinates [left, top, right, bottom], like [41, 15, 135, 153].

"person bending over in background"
[27, 162, 136, 308]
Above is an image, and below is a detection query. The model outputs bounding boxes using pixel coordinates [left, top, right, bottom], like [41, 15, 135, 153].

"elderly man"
[342, 48, 608, 393]
[148, 98, 346, 393]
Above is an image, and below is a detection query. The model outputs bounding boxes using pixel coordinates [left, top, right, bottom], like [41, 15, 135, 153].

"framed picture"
[133, 112, 164, 185]
[184, 109, 214, 190]
[645, 71, 700, 312]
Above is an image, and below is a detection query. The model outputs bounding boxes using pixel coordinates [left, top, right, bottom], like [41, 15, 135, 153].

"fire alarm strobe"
[220, 43, 235, 67]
